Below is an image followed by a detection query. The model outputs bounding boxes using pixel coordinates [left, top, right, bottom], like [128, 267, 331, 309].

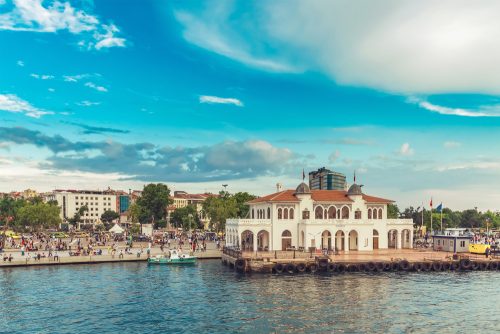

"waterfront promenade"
[0, 245, 222, 268]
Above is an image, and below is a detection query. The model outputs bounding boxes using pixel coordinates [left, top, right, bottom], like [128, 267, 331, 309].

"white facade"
[226, 183, 414, 252]
[47, 190, 117, 225]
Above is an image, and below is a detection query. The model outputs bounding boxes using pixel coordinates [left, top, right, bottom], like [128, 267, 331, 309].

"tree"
[233, 192, 257, 218]
[0, 197, 26, 229]
[387, 204, 400, 219]
[171, 205, 200, 230]
[16, 202, 62, 231]
[67, 205, 88, 229]
[101, 210, 119, 223]
[202, 191, 238, 232]
[135, 183, 172, 224]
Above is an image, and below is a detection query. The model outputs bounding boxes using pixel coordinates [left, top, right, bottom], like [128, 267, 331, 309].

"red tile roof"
[248, 189, 394, 204]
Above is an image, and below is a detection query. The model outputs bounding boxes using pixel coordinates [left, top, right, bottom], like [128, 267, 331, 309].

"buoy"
[336, 263, 347, 273]
[366, 262, 376, 272]
[399, 260, 411, 271]
[318, 259, 329, 271]
[489, 261, 499, 270]
[459, 258, 471, 270]
[296, 263, 306, 273]
[450, 262, 458, 271]
[286, 263, 296, 274]
[358, 263, 367, 271]
[347, 263, 359, 272]
[421, 262, 431, 271]
[442, 262, 451, 271]
[383, 262, 391, 271]
[413, 262, 423, 272]
[431, 262, 443, 271]
[470, 261, 479, 271]
[235, 259, 246, 272]
[375, 262, 384, 272]
[308, 263, 318, 273]
[391, 262, 400, 271]
[327, 263, 336, 272]
[478, 262, 488, 271]
[275, 263, 285, 274]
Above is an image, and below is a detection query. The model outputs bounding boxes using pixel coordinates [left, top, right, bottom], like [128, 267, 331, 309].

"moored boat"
[147, 249, 197, 264]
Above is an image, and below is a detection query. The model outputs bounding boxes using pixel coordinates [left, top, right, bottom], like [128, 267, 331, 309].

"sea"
[0, 260, 498, 333]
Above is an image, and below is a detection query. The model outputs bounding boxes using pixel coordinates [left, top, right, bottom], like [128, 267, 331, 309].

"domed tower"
[294, 182, 311, 195]
[347, 183, 363, 197]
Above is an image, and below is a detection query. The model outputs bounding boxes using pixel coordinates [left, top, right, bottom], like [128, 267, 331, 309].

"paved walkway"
[0, 248, 222, 267]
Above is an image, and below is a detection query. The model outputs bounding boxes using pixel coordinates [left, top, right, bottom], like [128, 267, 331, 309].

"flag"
[354, 170, 356, 183]
[430, 198, 433, 208]
[302, 169, 305, 181]
[436, 203, 443, 213]
[416, 206, 421, 212]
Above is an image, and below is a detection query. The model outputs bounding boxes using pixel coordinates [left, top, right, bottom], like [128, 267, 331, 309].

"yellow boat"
[469, 243, 491, 254]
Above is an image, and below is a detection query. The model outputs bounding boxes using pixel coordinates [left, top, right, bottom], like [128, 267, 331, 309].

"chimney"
[276, 183, 283, 192]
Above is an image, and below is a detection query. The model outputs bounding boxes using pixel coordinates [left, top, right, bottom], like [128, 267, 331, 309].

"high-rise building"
[309, 167, 346, 190]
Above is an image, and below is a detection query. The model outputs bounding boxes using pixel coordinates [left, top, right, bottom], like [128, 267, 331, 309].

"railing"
[226, 219, 271, 225]
[222, 246, 242, 258]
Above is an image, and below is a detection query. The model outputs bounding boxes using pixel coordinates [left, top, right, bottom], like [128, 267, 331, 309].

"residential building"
[309, 167, 346, 190]
[226, 182, 413, 252]
[167, 191, 213, 229]
[47, 190, 117, 225]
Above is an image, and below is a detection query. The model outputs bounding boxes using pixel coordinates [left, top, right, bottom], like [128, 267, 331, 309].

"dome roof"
[295, 182, 311, 194]
[347, 183, 363, 196]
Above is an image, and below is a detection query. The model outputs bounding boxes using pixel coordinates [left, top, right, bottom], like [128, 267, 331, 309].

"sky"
[1, 0, 500, 210]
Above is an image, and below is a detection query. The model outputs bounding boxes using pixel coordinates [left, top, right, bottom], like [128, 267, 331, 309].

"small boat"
[147, 249, 197, 264]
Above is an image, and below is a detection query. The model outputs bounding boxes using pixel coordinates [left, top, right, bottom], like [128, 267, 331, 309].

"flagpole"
[430, 200, 433, 235]
[440, 207, 443, 232]
[421, 203, 424, 236]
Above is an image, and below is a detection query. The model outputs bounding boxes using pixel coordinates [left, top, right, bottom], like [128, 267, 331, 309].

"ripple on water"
[0, 261, 499, 333]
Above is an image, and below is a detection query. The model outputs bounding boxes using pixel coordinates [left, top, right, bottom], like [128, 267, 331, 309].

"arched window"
[278, 208, 282, 219]
[302, 209, 310, 219]
[379, 208, 383, 219]
[368, 208, 372, 219]
[284, 208, 289, 219]
[315, 206, 324, 219]
[355, 210, 361, 219]
[252, 209, 255, 219]
[328, 206, 336, 219]
[341, 206, 349, 219]
[267, 207, 270, 219]
[289, 208, 294, 219]
[373, 209, 377, 219]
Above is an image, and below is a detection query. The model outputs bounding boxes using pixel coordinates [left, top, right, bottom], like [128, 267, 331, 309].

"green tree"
[0, 197, 26, 229]
[16, 202, 62, 231]
[202, 191, 238, 232]
[387, 204, 400, 219]
[171, 205, 200, 230]
[67, 205, 88, 228]
[101, 210, 120, 223]
[233, 192, 257, 218]
[135, 183, 172, 224]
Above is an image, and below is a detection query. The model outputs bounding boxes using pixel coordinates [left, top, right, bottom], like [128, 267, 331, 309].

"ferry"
[147, 249, 197, 265]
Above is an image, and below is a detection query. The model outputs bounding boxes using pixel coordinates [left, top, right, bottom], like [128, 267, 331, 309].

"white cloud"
[0, 0, 126, 51]
[444, 141, 461, 149]
[174, 9, 297, 73]
[175, 1, 500, 94]
[48, 88, 55, 92]
[16, 60, 24, 66]
[0, 94, 53, 118]
[93, 24, 126, 50]
[408, 97, 500, 117]
[30, 73, 54, 80]
[328, 150, 340, 163]
[199, 95, 243, 107]
[399, 143, 414, 156]
[76, 100, 100, 107]
[84, 82, 107, 92]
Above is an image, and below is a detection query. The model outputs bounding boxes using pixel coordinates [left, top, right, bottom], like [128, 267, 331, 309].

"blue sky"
[1, 0, 500, 210]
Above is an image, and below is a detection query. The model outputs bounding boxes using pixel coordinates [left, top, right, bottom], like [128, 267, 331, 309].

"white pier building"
[226, 182, 414, 252]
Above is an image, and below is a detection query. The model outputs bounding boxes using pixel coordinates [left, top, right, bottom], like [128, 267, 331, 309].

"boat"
[469, 243, 491, 254]
[147, 249, 197, 264]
